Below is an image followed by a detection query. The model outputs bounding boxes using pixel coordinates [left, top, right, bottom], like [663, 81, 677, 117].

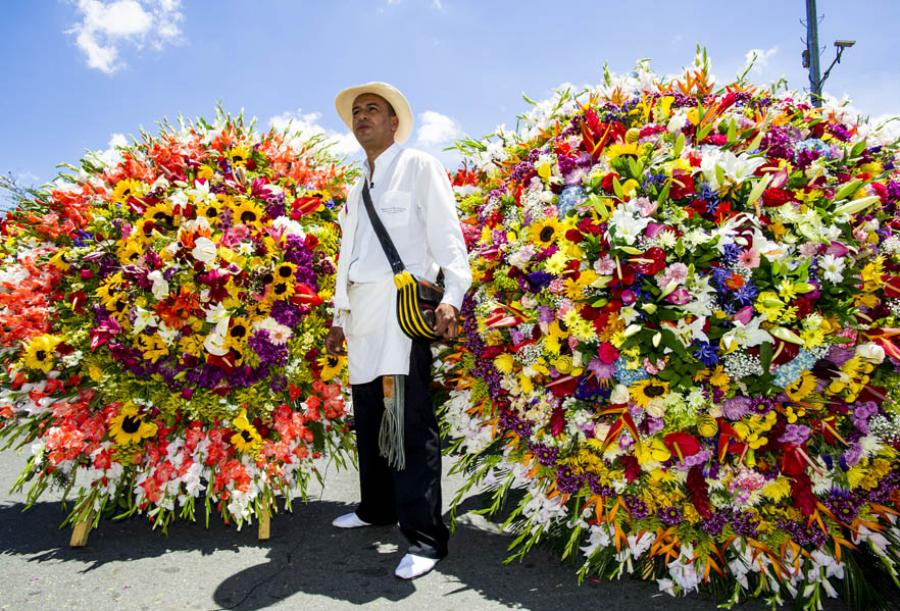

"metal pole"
[806, 0, 823, 106]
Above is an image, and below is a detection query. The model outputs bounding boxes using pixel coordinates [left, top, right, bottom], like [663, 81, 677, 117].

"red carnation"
[761, 188, 795, 207]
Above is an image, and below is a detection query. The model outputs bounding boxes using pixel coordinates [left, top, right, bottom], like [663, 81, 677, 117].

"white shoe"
[394, 553, 440, 580]
[332, 512, 372, 529]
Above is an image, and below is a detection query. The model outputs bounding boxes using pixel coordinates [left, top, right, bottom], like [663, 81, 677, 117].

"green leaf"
[673, 133, 685, 158]
[759, 341, 773, 372]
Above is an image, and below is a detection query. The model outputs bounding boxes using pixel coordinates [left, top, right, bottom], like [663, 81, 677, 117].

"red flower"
[630, 247, 666, 276]
[663, 432, 701, 460]
[791, 473, 817, 517]
[598, 342, 619, 365]
[687, 466, 712, 519]
[620, 455, 640, 483]
[669, 170, 695, 200]
[549, 407, 566, 436]
[761, 187, 795, 207]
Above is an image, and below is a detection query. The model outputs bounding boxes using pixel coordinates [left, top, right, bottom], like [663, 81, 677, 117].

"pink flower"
[665, 287, 691, 305]
[634, 197, 657, 217]
[657, 262, 688, 288]
[737, 248, 760, 268]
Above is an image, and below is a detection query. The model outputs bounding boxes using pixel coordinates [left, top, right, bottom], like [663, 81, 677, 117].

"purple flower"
[778, 424, 811, 446]
[722, 396, 752, 420]
[658, 506, 683, 527]
[248, 329, 288, 366]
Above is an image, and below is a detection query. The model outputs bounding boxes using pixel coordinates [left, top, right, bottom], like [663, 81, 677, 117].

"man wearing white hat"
[325, 82, 471, 580]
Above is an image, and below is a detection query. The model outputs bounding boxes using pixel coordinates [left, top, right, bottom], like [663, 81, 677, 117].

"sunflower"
[117, 239, 144, 265]
[268, 280, 295, 301]
[111, 179, 145, 204]
[226, 145, 252, 167]
[274, 262, 297, 281]
[529, 217, 562, 249]
[230, 409, 263, 453]
[197, 198, 222, 221]
[22, 334, 63, 373]
[225, 317, 251, 350]
[141, 201, 176, 235]
[108, 402, 158, 446]
[629, 378, 670, 409]
[785, 372, 817, 402]
[318, 353, 347, 381]
[606, 142, 643, 159]
[230, 199, 264, 227]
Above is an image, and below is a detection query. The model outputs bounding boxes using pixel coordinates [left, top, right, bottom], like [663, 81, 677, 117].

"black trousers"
[350, 339, 449, 559]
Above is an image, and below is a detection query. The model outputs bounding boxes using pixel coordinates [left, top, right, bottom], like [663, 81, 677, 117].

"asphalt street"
[0, 446, 842, 610]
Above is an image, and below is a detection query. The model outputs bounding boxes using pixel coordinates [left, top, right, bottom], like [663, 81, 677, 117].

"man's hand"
[433, 303, 460, 341]
[325, 326, 347, 355]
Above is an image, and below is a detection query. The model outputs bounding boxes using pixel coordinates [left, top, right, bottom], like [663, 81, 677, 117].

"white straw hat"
[335, 81, 414, 144]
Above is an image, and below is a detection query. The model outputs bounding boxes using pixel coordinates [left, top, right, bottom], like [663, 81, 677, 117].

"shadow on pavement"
[0, 498, 768, 611]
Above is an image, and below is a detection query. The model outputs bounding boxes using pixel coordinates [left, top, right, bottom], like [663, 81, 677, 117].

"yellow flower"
[318, 353, 347, 381]
[197, 165, 215, 181]
[606, 142, 642, 159]
[542, 320, 566, 355]
[22, 334, 63, 373]
[529, 217, 562, 249]
[135, 333, 169, 363]
[230, 409, 263, 454]
[197, 198, 222, 221]
[226, 317, 252, 350]
[762, 477, 791, 501]
[230, 199, 264, 227]
[109, 402, 158, 446]
[634, 437, 671, 465]
[179, 334, 206, 358]
[709, 365, 730, 391]
[118, 239, 144, 265]
[226, 145, 252, 167]
[142, 201, 176, 231]
[756, 291, 784, 322]
[544, 250, 570, 275]
[274, 262, 297, 281]
[112, 179, 145, 204]
[493, 353, 515, 374]
[785, 372, 816, 402]
[629, 379, 669, 409]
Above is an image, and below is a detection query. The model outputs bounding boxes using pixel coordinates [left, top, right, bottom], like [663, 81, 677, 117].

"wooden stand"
[67, 508, 272, 546]
[258, 506, 271, 540]
[69, 516, 93, 547]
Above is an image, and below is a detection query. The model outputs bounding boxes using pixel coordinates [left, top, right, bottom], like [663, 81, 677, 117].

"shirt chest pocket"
[378, 190, 412, 228]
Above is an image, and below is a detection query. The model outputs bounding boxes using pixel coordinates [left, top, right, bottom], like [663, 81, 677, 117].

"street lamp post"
[803, 0, 855, 107]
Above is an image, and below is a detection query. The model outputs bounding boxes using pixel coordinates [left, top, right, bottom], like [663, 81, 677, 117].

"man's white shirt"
[332, 143, 471, 328]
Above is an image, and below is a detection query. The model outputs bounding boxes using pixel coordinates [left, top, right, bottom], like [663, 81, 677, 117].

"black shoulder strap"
[361, 180, 406, 275]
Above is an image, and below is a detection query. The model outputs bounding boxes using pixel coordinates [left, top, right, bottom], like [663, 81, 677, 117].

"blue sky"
[2, 0, 898, 188]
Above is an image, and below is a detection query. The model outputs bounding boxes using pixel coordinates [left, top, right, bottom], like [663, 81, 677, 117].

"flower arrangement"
[0, 111, 355, 530]
[442, 54, 900, 609]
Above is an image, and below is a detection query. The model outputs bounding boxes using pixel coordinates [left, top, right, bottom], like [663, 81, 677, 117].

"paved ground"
[0, 447, 844, 611]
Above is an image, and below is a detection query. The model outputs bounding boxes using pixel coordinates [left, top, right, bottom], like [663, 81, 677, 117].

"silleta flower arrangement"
[0, 111, 355, 530]
[442, 54, 900, 609]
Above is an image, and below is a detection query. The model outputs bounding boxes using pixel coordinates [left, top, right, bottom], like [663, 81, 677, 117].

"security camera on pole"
[802, 0, 855, 107]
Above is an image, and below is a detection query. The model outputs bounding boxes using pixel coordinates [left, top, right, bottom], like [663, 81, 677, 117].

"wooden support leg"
[258, 506, 271, 541]
[69, 515, 93, 547]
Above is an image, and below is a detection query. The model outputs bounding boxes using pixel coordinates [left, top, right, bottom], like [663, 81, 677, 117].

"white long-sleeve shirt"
[332, 143, 471, 327]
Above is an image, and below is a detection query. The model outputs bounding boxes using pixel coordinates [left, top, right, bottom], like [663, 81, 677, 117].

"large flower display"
[442, 56, 900, 608]
[0, 112, 354, 530]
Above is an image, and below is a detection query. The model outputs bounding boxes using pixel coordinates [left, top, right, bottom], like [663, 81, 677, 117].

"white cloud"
[269, 109, 360, 157]
[68, 0, 184, 74]
[744, 46, 778, 73]
[432, 0, 444, 10]
[414, 110, 463, 168]
[415, 110, 461, 147]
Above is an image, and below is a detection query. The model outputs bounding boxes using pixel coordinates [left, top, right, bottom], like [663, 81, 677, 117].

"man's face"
[351, 93, 398, 150]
